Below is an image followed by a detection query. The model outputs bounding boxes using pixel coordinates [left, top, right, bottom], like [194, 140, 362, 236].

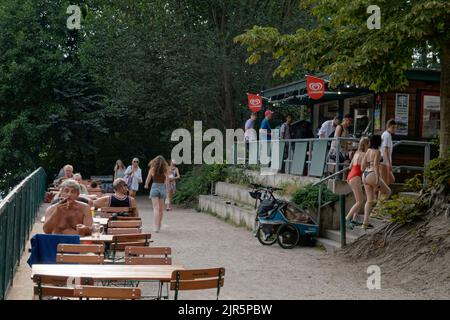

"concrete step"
[398, 191, 420, 199]
[316, 237, 340, 253]
[325, 229, 359, 243]
[214, 182, 258, 207]
[245, 169, 320, 189]
[198, 194, 255, 230]
[390, 183, 406, 195]
[349, 215, 387, 228]
[215, 181, 291, 207]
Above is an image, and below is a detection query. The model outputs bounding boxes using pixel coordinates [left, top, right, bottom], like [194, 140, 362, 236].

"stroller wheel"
[257, 225, 277, 245]
[276, 223, 299, 249]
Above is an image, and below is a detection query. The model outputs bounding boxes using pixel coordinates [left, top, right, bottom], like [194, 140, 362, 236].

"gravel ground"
[7, 196, 446, 300]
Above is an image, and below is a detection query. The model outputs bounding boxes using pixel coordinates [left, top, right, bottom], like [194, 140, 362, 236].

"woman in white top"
[165, 159, 181, 211]
[124, 157, 143, 198]
[114, 160, 126, 180]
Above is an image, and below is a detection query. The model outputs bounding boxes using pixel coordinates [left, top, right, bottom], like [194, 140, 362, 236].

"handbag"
[124, 167, 134, 187]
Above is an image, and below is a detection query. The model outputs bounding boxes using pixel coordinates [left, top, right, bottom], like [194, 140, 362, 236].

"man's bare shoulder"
[75, 201, 90, 210]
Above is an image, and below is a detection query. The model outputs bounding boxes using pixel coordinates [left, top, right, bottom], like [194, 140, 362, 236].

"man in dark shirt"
[94, 178, 139, 216]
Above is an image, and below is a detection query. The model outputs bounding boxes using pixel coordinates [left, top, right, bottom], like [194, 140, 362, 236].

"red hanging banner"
[306, 76, 325, 100]
[247, 93, 262, 113]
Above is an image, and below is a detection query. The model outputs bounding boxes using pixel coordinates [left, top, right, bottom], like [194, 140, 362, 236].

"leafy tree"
[0, 0, 108, 189]
[0, 0, 315, 192]
[235, 0, 450, 156]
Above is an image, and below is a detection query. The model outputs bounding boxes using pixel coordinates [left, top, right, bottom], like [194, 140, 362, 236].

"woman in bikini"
[345, 137, 369, 229]
[361, 135, 391, 229]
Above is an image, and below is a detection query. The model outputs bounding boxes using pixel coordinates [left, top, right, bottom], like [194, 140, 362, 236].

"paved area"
[6, 196, 445, 300]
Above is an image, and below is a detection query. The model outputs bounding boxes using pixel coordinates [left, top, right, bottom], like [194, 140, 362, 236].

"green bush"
[291, 184, 338, 210]
[404, 174, 423, 192]
[223, 166, 253, 186]
[173, 163, 228, 207]
[372, 195, 426, 225]
[424, 154, 450, 190]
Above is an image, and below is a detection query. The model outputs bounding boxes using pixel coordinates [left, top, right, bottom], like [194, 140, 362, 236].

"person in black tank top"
[93, 178, 140, 217]
[109, 194, 131, 207]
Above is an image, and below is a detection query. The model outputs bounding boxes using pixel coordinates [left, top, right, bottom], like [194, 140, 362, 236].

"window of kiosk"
[344, 95, 374, 137]
[313, 100, 339, 135]
[421, 93, 440, 139]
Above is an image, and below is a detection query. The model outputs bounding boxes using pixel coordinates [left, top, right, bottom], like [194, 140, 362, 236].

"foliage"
[223, 166, 254, 186]
[372, 195, 427, 226]
[404, 174, 424, 192]
[173, 164, 228, 207]
[235, 0, 450, 155]
[291, 184, 338, 210]
[423, 154, 450, 190]
[1, 0, 315, 193]
[278, 181, 302, 197]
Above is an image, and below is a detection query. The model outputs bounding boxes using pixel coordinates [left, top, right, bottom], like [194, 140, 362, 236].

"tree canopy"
[0, 0, 313, 192]
[235, 0, 450, 155]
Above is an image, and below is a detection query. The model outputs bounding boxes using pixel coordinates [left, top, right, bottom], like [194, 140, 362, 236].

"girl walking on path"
[361, 135, 391, 229]
[345, 137, 369, 229]
[145, 155, 169, 232]
[124, 158, 142, 198]
[114, 160, 126, 180]
[166, 159, 180, 211]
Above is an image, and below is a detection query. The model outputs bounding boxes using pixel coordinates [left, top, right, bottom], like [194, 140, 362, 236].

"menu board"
[395, 94, 409, 136]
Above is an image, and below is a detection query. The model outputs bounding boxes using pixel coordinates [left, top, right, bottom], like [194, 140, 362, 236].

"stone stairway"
[198, 180, 389, 252]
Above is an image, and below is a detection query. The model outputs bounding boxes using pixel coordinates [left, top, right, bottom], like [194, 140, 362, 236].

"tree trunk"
[222, 63, 234, 129]
[440, 42, 450, 157]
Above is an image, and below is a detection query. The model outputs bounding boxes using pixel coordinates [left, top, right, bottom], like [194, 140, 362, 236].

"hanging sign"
[247, 94, 262, 113]
[306, 76, 325, 100]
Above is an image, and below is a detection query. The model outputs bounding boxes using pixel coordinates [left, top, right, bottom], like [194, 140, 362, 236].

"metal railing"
[313, 167, 350, 247]
[234, 137, 434, 249]
[0, 168, 46, 300]
[234, 137, 433, 179]
[234, 137, 357, 177]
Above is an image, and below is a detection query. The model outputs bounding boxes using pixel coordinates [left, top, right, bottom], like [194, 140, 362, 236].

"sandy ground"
[6, 196, 448, 300]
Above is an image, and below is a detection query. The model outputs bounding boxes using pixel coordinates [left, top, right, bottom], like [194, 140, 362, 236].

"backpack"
[257, 199, 277, 217]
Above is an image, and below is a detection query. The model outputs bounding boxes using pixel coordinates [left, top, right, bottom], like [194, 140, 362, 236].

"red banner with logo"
[306, 76, 325, 100]
[247, 94, 262, 113]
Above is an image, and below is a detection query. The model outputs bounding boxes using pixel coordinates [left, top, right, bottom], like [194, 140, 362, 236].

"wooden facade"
[379, 79, 440, 139]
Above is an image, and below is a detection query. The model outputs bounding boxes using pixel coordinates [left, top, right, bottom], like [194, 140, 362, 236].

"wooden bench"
[56, 244, 105, 265]
[32, 274, 93, 300]
[107, 228, 142, 235]
[109, 233, 152, 262]
[170, 268, 225, 300]
[125, 247, 172, 265]
[96, 207, 137, 218]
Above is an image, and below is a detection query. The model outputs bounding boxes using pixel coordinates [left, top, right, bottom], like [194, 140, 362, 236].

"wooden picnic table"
[32, 264, 184, 282]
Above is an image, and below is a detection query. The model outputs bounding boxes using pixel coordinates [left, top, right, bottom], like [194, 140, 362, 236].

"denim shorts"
[149, 183, 166, 199]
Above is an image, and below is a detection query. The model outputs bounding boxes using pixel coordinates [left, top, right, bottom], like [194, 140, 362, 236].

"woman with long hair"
[145, 155, 169, 232]
[345, 137, 369, 229]
[165, 159, 180, 211]
[114, 160, 126, 180]
[361, 135, 391, 229]
[124, 158, 142, 198]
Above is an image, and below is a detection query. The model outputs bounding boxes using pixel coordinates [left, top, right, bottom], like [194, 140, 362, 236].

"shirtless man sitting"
[43, 179, 93, 236]
[94, 178, 139, 217]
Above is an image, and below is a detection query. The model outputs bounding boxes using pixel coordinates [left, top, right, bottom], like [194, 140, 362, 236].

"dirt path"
[7, 196, 446, 300]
